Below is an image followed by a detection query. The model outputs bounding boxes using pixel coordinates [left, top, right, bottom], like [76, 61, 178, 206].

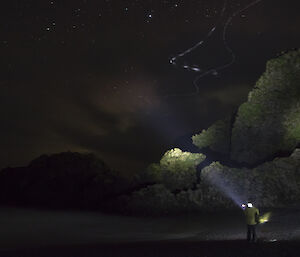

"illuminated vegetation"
[191, 49, 300, 165]
[192, 118, 231, 154]
[231, 49, 300, 164]
[139, 148, 206, 191]
[201, 148, 300, 208]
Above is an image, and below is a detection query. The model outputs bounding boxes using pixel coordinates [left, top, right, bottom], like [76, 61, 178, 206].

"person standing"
[243, 202, 259, 242]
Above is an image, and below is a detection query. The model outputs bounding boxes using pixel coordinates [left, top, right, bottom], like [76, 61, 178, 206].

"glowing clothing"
[244, 207, 259, 225]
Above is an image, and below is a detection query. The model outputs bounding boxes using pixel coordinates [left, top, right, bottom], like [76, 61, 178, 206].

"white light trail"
[168, 0, 264, 97]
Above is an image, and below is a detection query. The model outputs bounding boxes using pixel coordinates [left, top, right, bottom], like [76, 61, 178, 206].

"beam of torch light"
[203, 169, 246, 208]
[259, 212, 271, 224]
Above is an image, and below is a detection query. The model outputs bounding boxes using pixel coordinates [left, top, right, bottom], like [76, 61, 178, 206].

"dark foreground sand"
[0, 207, 299, 257]
[1, 240, 299, 257]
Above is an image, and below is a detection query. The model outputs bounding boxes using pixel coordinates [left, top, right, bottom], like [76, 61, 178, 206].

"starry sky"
[1, 0, 300, 174]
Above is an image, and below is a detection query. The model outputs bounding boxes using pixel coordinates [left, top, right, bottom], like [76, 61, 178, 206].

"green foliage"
[231, 49, 300, 164]
[159, 148, 205, 191]
[200, 148, 300, 208]
[283, 103, 300, 149]
[159, 148, 205, 170]
[192, 118, 231, 154]
[192, 129, 215, 149]
[140, 163, 162, 183]
[190, 50, 300, 164]
[236, 103, 265, 126]
[120, 148, 300, 215]
[141, 148, 206, 191]
[123, 184, 179, 215]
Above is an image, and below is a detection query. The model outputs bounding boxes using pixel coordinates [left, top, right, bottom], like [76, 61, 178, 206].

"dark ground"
[0, 207, 299, 257]
[1, 240, 300, 257]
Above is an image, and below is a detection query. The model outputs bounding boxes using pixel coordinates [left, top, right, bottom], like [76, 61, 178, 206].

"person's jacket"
[244, 206, 259, 225]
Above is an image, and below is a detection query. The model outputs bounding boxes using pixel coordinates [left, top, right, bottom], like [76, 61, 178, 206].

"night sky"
[1, 0, 300, 174]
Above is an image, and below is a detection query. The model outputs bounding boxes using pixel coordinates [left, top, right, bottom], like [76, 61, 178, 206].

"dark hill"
[0, 152, 132, 210]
